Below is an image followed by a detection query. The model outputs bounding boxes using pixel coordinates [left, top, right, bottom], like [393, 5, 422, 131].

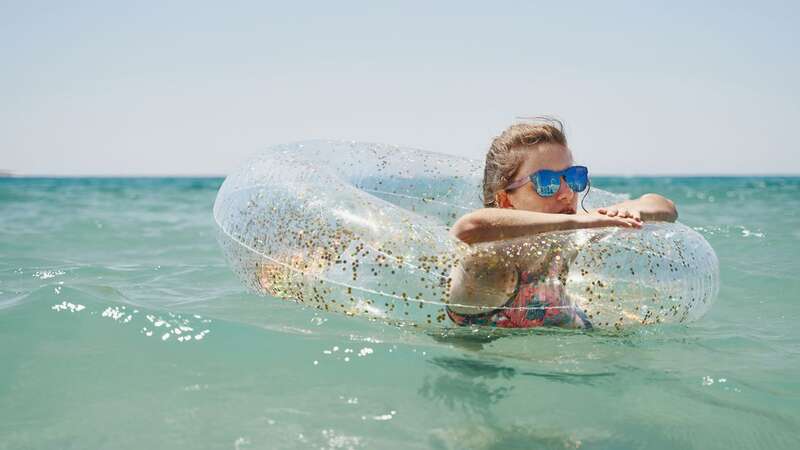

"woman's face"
[498, 143, 578, 214]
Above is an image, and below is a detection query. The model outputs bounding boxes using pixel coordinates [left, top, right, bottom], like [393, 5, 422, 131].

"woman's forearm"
[452, 207, 645, 244]
[451, 209, 579, 244]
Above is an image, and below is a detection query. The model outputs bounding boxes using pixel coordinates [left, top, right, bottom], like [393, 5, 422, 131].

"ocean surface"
[1, 176, 798, 450]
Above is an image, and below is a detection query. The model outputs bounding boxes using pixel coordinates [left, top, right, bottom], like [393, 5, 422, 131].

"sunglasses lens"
[534, 171, 561, 197]
[565, 166, 588, 192]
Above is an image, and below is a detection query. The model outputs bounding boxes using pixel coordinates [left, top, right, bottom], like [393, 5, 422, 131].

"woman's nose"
[555, 177, 573, 200]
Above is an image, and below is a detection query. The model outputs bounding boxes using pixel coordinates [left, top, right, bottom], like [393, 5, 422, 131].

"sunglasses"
[505, 165, 589, 197]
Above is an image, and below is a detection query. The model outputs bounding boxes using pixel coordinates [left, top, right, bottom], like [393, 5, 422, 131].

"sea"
[1, 176, 798, 450]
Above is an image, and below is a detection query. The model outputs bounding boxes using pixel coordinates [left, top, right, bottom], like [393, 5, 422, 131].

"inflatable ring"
[213, 141, 719, 330]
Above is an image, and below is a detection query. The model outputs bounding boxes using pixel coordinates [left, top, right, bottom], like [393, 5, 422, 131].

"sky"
[1, 0, 798, 176]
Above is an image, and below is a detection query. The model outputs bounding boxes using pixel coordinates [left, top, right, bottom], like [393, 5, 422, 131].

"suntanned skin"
[447, 143, 678, 314]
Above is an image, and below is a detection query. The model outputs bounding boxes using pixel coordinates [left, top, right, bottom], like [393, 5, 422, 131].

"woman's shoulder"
[446, 261, 519, 314]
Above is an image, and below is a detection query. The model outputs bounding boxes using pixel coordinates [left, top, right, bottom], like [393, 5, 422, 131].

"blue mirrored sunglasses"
[505, 165, 589, 197]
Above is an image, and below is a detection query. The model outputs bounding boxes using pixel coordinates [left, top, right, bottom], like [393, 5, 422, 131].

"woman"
[447, 119, 678, 328]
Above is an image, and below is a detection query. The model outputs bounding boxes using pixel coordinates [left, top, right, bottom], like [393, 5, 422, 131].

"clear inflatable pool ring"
[213, 141, 719, 331]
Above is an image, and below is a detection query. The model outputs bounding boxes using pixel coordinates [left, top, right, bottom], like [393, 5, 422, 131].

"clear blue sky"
[1, 0, 798, 175]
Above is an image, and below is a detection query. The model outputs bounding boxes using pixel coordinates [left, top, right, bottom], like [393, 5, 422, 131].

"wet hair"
[482, 117, 568, 208]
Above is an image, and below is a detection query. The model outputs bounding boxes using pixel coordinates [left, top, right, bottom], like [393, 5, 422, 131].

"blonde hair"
[482, 117, 568, 207]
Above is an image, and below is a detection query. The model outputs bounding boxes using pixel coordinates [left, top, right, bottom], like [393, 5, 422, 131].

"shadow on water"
[420, 357, 694, 450]
[428, 356, 616, 387]
[418, 373, 512, 417]
[419, 355, 617, 420]
[417, 356, 516, 421]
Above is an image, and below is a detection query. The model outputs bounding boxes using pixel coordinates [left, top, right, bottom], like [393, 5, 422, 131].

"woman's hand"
[573, 211, 643, 229]
[594, 193, 678, 223]
[595, 205, 645, 222]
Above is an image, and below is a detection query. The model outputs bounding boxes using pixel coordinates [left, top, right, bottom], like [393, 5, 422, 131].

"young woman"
[447, 119, 678, 329]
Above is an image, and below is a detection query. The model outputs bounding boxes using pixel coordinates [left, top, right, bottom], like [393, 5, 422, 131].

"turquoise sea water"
[1, 176, 798, 450]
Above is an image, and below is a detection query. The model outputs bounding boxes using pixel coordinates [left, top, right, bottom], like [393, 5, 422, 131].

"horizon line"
[2, 173, 800, 179]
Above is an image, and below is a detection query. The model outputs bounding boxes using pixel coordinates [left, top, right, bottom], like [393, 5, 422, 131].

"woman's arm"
[451, 209, 642, 244]
[595, 193, 678, 223]
[447, 246, 521, 313]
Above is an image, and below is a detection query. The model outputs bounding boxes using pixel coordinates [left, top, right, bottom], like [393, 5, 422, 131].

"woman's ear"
[496, 191, 515, 209]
